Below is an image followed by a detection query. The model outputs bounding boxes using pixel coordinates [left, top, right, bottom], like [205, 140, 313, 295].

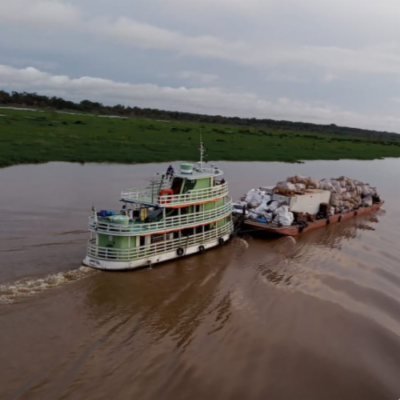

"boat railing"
[120, 180, 170, 204]
[86, 222, 233, 261]
[89, 198, 232, 236]
[121, 182, 229, 206]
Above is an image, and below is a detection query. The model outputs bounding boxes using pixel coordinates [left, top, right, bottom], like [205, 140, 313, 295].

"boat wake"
[234, 237, 249, 249]
[0, 266, 95, 304]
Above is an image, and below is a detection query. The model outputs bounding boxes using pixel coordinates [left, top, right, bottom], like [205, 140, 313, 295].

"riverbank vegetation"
[1, 106, 400, 168]
[1, 90, 400, 141]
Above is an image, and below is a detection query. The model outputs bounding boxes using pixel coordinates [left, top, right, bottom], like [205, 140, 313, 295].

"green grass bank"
[1, 108, 400, 168]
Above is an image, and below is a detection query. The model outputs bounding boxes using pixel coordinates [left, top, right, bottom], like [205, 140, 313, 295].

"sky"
[0, 0, 400, 132]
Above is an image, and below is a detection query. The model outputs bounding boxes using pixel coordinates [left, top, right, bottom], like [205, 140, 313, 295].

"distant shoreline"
[1, 107, 400, 168]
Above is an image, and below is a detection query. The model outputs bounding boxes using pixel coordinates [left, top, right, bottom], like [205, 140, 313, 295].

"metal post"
[163, 207, 166, 230]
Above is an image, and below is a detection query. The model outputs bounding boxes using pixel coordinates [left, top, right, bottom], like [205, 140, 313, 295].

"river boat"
[83, 151, 233, 271]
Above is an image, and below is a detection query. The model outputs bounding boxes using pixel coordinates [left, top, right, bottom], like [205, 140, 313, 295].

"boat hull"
[82, 233, 231, 271]
[243, 202, 384, 236]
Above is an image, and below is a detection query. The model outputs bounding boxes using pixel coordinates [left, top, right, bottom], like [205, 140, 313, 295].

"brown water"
[1, 160, 400, 400]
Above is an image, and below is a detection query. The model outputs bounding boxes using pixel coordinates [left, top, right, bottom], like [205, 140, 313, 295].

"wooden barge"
[242, 201, 384, 236]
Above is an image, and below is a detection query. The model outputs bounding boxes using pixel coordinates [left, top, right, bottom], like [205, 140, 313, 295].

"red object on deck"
[159, 189, 174, 204]
[243, 202, 384, 236]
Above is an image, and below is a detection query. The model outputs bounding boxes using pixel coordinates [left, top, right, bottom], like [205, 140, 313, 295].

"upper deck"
[121, 163, 229, 207]
[89, 196, 232, 236]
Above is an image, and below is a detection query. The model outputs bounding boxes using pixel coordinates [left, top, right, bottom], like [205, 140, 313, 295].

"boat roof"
[173, 165, 224, 179]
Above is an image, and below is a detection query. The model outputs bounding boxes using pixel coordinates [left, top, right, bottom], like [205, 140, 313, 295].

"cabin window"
[151, 234, 165, 244]
[181, 207, 189, 215]
[204, 223, 216, 232]
[181, 228, 193, 237]
[194, 205, 201, 213]
[139, 236, 146, 247]
[169, 208, 179, 217]
[185, 179, 196, 192]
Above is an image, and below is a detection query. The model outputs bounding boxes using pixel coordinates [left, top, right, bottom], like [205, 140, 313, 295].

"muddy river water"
[1, 159, 400, 400]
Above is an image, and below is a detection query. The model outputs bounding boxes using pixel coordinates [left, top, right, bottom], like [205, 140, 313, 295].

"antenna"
[199, 131, 204, 170]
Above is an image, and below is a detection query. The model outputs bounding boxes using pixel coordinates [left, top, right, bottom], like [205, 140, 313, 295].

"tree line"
[1, 89, 399, 140]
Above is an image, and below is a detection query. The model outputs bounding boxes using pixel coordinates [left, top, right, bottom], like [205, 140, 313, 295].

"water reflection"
[249, 210, 385, 295]
[83, 245, 235, 349]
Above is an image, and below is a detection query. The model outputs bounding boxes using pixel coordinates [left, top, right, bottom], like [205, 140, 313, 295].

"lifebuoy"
[159, 189, 174, 204]
[218, 237, 224, 246]
[199, 245, 205, 253]
[177, 247, 184, 256]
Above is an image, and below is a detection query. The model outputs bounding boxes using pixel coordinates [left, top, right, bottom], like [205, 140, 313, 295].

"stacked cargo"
[283, 175, 380, 214]
[239, 189, 294, 226]
[238, 175, 381, 226]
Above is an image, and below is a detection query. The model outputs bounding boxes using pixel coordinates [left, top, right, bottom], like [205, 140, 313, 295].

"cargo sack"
[275, 205, 294, 226]
[295, 183, 306, 191]
[276, 181, 296, 191]
[254, 202, 269, 214]
[245, 189, 256, 204]
[362, 195, 373, 207]
[248, 211, 259, 220]
[267, 200, 279, 213]
[307, 178, 321, 189]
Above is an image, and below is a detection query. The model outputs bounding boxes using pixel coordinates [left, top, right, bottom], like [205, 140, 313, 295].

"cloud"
[178, 71, 218, 84]
[0, 0, 80, 28]
[97, 17, 249, 62]
[1, 64, 399, 133]
[3, 1, 400, 78]
[321, 73, 341, 83]
[92, 17, 400, 76]
[165, 0, 400, 27]
[265, 72, 307, 83]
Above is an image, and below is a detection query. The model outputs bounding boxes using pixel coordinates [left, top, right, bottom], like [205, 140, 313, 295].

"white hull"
[83, 233, 231, 271]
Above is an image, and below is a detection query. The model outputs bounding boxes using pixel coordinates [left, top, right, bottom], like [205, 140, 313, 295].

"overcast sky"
[1, 0, 400, 132]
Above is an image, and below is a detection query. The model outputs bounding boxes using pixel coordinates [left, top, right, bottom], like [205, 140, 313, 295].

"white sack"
[254, 202, 269, 214]
[275, 205, 294, 226]
[295, 183, 306, 191]
[249, 192, 262, 209]
[362, 184, 372, 197]
[362, 195, 373, 207]
[267, 201, 279, 213]
[245, 189, 256, 204]
[247, 212, 259, 220]
[260, 194, 272, 204]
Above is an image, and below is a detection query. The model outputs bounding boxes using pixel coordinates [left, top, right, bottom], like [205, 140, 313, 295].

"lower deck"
[84, 220, 233, 271]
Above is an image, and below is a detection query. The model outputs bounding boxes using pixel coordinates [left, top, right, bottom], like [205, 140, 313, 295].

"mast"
[199, 133, 204, 171]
